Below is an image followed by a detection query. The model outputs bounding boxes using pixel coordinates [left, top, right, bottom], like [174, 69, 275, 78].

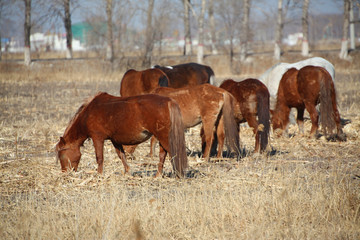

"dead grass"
[0, 52, 359, 239]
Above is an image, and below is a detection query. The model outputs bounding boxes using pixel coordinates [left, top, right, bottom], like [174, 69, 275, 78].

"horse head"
[271, 113, 287, 137]
[55, 137, 81, 172]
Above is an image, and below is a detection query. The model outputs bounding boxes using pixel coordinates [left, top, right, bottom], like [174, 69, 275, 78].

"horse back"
[156, 62, 214, 88]
[220, 78, 268, 121]
[277, 68, 303, 107]
[120, 69, 169, 97]
[120, 69, 142, 97]
[85, 93, 174, 144]
[297, 65, 332, 102]
[141, 68, 169, 90]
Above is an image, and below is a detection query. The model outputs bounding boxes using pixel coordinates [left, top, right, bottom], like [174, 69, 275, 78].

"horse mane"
[63, 92, 105, 136]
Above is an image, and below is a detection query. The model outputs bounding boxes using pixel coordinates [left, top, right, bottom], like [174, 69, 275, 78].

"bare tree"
[208, 0, 217, 54]
[197, 0, 206, 63]
[0, 0, 11, 61]
[24, 0, 31, 66]
[106, 0, 114, 62]
[301, 0, 310, 56]
[114, 0, 137, 55]
[142, 0, 155, 67]
[340, 0, 350, 59]
[36, 0, 78, 58]
[240, 0, 250, 61]
[217, 0, 242, 68]
[64, 0, 72, 58]
[349, 0, 355, 50]
[274, 0, 283, 60]
[183, 0, 192, 55]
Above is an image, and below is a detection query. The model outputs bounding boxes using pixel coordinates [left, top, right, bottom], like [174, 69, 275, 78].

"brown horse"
[55, 92, 188, 177]
[272, 66, 344, 140]
[215, 78, 270, 154]
[120, 68, 169, 97]
[147, 84, 240, 161]
[153, 62, 215, 88]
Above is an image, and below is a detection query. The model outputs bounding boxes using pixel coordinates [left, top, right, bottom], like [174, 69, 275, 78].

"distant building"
[283, 33, 303, 46]
[72, 22, 106, 49]
[30, 32, 84, 51]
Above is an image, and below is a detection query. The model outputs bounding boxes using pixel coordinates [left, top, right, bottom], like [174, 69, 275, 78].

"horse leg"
[216, 118, 225, 158]
[296, 107, 305, 135]
[200, 126, 206, 154]
[246, 115, 260, 153]
[92, 138, 105, 174]
[111, 141, 130, 174]
[304, 102, 319, 137]
[202, 119, 217, 161]
[123, 144, 137, 154]
[155, 144, 167, 178]
[149, 136, 157, 158]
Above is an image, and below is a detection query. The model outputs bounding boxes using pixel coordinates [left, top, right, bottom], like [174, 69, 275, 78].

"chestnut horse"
[55, 92, 188, 177]
[215, 78, 270, 154]
[272, 66, 344, 140]
[259, 57, 335, 109]
[153, 62, 215, 88]
[120, 68, 169, 97]
[147, 84, 240, 161]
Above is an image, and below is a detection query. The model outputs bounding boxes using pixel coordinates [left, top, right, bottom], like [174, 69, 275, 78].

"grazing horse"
[55, 92, 188, 177]
[271, 66, 344, 140]
[153, 62, 215, 88]
[215, 78, 270, 154]
[120, 68, 169, 97]
[147, 84, 240, 161]
[259, 57, 335, 109]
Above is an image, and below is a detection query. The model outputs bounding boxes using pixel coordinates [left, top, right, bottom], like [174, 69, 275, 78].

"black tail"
[168, 101, 188, 177]
[257, 89, 270, 152]
[319, 72, 336, 136]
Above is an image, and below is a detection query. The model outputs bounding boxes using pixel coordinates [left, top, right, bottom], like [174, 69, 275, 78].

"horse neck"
[272, 101, 290, 126]
[63, 117, 88, 147]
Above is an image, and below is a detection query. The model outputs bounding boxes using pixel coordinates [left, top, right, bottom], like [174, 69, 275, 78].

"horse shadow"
[267, 147, 289, 157]
[131, 169, 205, 179]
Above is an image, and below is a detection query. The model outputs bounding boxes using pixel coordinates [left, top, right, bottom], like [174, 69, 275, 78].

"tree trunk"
[274, 0, 283, 60]
[24, 0, 31, 66]
[301, 0, 310, 56]
[106, 0, 114, 62]
[240, 0, 250, 61]
[64, 0, 72, 59]
[0, 32, 2, 61]
[142, 0, 154, 68]
[197, 0, 206, 64]
[349, 0, 355, 50]
[340, 0, 350, 59]
[208, 0, 217, 54]
[183, 0, 192, 55]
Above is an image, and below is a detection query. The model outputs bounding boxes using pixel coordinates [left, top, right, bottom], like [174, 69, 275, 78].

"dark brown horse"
[120, 68, 169, 97]
[55, 92, 188, 177]
[215, 78, 270, 154]
[146, 84, 240, 161]
[272, 66, 344, 140]
[153, 62, 215, 88]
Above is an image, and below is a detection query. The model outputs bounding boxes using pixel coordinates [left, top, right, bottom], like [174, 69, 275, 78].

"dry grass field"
[0, 52, 359, 239]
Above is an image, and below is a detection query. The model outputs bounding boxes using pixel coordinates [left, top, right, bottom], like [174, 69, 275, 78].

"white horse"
[259, 57, 335, 109]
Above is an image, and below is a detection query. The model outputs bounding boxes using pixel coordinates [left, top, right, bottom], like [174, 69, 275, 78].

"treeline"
[0, 0, 358, 66]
